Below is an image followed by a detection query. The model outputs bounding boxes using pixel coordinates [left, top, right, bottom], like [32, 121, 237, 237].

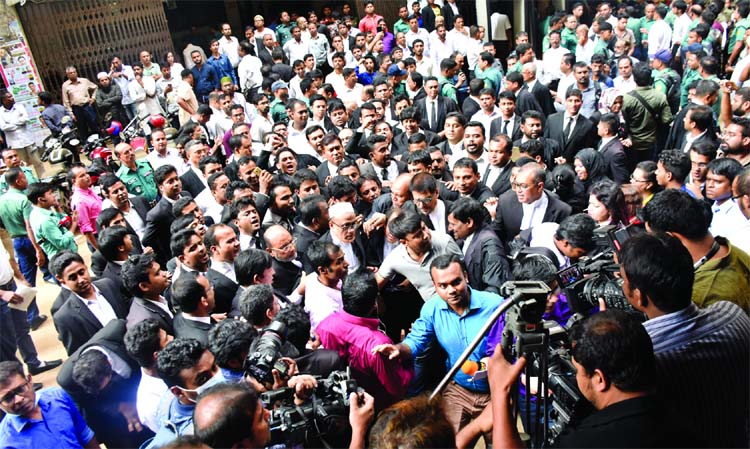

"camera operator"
[192, 382, 375, 449]
[207, 318, 256, 383]
[487, 310, 692, 448]
[619, 233, 750, 448]
[642, 189, 750, 312]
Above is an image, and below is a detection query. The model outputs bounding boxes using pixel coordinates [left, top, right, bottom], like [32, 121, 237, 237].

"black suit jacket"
[101, 261, 128, 298]
[416, 96, 458, 133]
[258, 46, 274, 66]
[544, 112, 596, 162]
[492, 190, 572, 248]
[515, 90, 543, 115]
[421, 5, 437, 31]
[463, 224, 511, 294]
[441, 3, 459, 30]
[56, 319, 150, 448]
[319, 229, 370, 269]
[172, 313, 212, 345]
[524, 81, 555, 116]
[315, 162, 336, 187]
[392, 130, 440, 155]
[52, 278, 129, 356]
[294, 224, 322, 274]
[681, 132, 720, 154]
[462, 96, 480, 120]
[207, 267, 239, 315]
[142, 192, 191, 266]
[126, 297, 175, 335]
[180, 169, 206, 198]
[272, 258, 303, 296]
[513, 137, 562, 169]
[359, 160, 407, 183]
[489, 114, 523, 142]
[599, 138, 630, 184]
[482, 161, 515, 197]
[130, 195, 150, 222]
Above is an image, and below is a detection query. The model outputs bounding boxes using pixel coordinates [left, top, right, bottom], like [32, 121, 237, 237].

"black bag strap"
[629, 90, 660, 121]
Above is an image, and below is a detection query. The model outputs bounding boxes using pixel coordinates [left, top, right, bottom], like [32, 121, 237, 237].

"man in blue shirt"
[189, 50, 220, 104]
[0, 360, 99, 449]
[373, 253, 502, 440]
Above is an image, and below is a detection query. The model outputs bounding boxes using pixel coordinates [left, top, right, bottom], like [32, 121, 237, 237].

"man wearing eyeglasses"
[320, 202, 369, 274]
[492, 162, 572, 251]
[264, 225, 304, 297]
[0, 360, 101, 448]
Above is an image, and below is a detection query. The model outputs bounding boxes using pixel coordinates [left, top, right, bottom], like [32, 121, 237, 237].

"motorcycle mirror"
[61, 116, 72, 125]
[69, 139, 80, 147]
[87, 134, 99, 143]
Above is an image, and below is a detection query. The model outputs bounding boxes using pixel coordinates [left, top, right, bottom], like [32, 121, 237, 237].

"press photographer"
[487, 310, 693, 449]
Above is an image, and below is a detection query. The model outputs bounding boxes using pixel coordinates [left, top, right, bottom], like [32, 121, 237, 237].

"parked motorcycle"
[39, 117, 80, 213]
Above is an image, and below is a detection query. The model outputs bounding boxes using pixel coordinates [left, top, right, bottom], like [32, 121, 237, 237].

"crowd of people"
[1, 0, 750, 447]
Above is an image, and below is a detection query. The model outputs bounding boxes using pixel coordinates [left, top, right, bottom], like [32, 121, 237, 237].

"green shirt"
[652, 68, 677, 95]
[0, 188, 32, 237]
[475, 66, 503, 94]
[627, 17, 642, 43]
[438, 75, 458, 103]
[393, 19, 410, 36]
[561, 28, 578, 53]
[639, 17, 655, 40]
[116, 159, 157, 203]
[143, 63, 161, 79]
[270, 98, 288, 123]
[693, 239, 750, 312]
[276, 24, 294, 47]
[680, 68, 701, 108]
[0, 166, 37, 195]
[29, 205, 77, 258]
[621, 86, 673, 152]
[730, 18, 750, 54]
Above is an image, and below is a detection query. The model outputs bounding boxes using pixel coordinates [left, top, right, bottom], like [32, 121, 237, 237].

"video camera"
[556, 224, 636, 314]
[260, 369, 362, 447]
[244, 321, 290, 385]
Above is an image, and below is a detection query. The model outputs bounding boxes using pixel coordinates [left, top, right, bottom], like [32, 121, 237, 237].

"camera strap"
[693, 239, 721, 270]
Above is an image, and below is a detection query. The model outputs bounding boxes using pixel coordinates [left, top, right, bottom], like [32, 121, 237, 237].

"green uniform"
[116, 159, 157, 203]
[475, 66, 503, 94]
[393, 19, 410, 36]
[29, 205, 77, 258]
[593, 38, 611, 57]
[627, 17, 642, 44]
[730, 18, 750, 58]
[0, 166, 37, 195]
[561, 28, 578, 53]
[276, 24, 294, 47]
[639, 17, 655, 41]
[680, 68, 701, 108]
[0, 188, 32, 237]
[270, 98, 288, 123]
[438, 75, 458, 103]
[652, 67, 677, 96]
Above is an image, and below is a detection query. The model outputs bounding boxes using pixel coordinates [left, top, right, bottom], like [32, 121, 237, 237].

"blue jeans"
[12, 236, 40, 324]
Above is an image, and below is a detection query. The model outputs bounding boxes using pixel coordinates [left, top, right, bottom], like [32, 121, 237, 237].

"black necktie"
[563, 117, 573, 143]
[381, 167, 388, 182]
[430, 101, 437, 130]
[502, 120, 509, 135]
[482, 165, 491, 184]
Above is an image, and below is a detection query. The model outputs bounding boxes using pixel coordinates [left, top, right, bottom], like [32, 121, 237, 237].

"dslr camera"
[244, 320, 290, 384]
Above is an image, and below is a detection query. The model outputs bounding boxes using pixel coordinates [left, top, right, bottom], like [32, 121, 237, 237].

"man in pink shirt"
[69, 164, 102, 250]
[359, 1, 384, 35]
[316, 269, 412, 411]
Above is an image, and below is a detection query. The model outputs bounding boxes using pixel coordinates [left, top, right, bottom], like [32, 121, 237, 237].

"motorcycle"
[39, 117, 81, 214]
[81, 132, 118, 189]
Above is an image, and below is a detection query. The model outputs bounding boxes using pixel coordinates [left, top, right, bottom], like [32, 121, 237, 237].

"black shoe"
[30, 315, 48, 331]
[33, 382, 43, 391]
[28, 359, 63, 375]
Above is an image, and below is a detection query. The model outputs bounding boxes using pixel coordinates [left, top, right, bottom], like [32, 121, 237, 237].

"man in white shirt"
[613, 56, 636, 93]
[109, 56, 136, 121]
[326, 202, 362, 273]
[430, 24, 454, 66]
[123, 319, 171, 434]
[406, 15, 431, 51]
[575, 24, 595, 64]
[283, 26, 311, 67]
[706, 159, 747, 239]
[470, 89, 502, 144]
[554, 53, 576, 109]
[0, 91, 44, 177]
[146, 129, 185, 174]
[447, 15, 470, 54]
[129, 63, 164, 117]
[671, 1, 691, 48]
[338, 68, 364, 106]
[303, 240, 348, 330]
[237, 41, 262, 92]
[646, 5, 673, 59]
[411, 173, 449, 234]
[541, 30, 570, 86]
[413, 39, 435, 77]
[218, 23, 240, 68]
[466, 25, 486, 70]
[728, 168, 750, 253]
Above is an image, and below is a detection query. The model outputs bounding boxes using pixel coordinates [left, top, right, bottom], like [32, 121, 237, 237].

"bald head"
[391, 173, 413, 207]
[263, 224, 292, 249]
[194, 383, 264, 449]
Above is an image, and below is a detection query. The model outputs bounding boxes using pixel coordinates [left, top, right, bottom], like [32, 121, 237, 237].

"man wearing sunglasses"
[0, 360, 100, 448]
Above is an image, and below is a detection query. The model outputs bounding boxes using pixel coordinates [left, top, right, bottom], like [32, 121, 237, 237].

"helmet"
[148, 114, 166, 129]
[106, 121, 122, 137]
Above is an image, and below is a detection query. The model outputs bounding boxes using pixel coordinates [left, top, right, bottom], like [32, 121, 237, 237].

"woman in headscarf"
[574, 148, 609, 194]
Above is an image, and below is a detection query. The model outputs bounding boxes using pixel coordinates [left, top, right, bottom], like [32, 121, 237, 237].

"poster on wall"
[0, 19, 49, 145]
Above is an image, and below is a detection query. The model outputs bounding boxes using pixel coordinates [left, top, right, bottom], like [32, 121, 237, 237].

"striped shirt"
[644, 301, 750, 448]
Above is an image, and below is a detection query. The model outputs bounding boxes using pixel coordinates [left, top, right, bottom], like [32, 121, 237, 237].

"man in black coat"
[415, 77, 459, 134]
[294, 194, 330, 274]
[142, 165, 192, 266]
[448, 197, 511, 294]
[544, 88, 596, 163]
[179, 140, 210, 198]
[205, 224, 241, 315]
[56, 319, 151, 448]
[264, 224, 304, 297]
[521, 61, 556, 116]
[492, 163, 572, 249]
[171, 273, 215, 345]
[596, 112, 630, 184]
[122, 253, 175, 335]
[51, 251, 129, 356]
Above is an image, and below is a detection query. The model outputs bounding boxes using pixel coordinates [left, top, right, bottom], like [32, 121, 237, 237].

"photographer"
[487, 310, 690, 448]
[527, 213, 598, 269]
[207, 319, 256, 383]
[619, 233, 750, 448]
[192, 382, 375, 449]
